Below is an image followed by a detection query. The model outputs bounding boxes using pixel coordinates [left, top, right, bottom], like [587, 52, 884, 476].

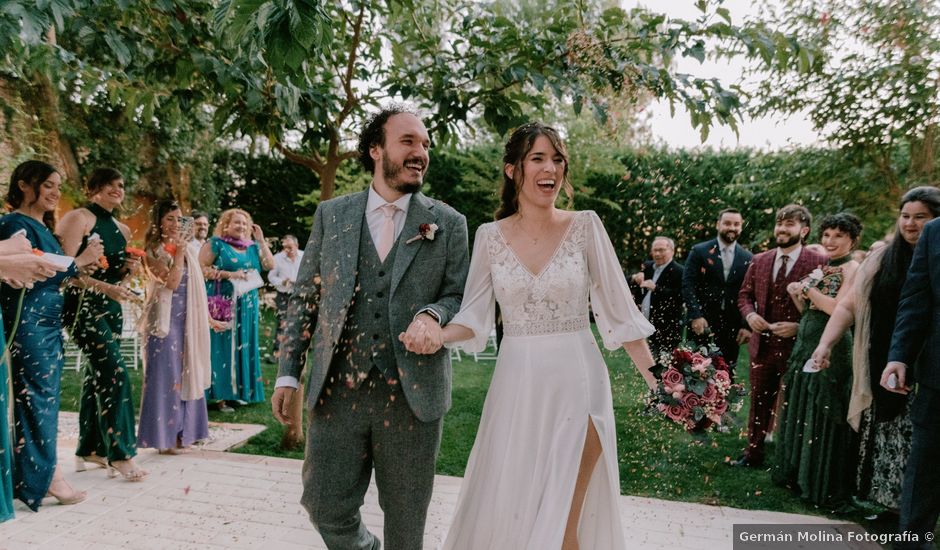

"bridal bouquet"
[648, 347, 743, 433]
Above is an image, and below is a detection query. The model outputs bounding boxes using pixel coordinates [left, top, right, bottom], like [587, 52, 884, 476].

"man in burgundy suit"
[731, 204, 827, 467]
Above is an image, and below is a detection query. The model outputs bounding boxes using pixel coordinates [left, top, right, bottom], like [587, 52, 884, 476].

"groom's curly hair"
[357, 104, 420, 174]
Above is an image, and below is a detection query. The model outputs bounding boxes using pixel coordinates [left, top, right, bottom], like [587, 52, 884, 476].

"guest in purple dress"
[137, 199, 212, 453]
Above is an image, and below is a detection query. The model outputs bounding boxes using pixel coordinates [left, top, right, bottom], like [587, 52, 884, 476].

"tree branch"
[275, 143, 324, 173]
[335, 4, 366, 130]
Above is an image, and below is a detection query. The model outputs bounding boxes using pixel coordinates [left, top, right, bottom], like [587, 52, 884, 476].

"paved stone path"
[0, 416, 873, 549]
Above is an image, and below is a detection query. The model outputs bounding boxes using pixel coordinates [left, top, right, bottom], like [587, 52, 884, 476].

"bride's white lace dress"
[442, 210, 654, 550]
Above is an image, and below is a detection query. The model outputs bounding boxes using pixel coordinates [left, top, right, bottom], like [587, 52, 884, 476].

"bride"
[405, 122, 657, 550]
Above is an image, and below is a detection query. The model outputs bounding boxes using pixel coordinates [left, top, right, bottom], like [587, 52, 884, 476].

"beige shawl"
[141, 245, 212, 401]
[847, 245, 888, 431]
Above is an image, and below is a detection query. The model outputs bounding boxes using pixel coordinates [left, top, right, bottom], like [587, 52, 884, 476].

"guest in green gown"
[199, 208, 274, 411]
[58, 168, 147, 482]
[773, 213, 863, 507]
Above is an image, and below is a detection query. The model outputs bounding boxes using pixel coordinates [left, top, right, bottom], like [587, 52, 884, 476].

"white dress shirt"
[366, 186, 411, 249]
[772, 245, 802, 282]
[268, 250, 305, 293]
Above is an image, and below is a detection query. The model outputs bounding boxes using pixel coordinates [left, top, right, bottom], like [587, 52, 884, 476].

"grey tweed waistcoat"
[327, 214, 400, 389]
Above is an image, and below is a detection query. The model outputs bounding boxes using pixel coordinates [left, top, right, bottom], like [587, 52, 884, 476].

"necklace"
[512, 216, 551, 246]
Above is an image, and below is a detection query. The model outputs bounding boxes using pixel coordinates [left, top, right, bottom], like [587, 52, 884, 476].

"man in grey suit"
[271, 106, 470, 550]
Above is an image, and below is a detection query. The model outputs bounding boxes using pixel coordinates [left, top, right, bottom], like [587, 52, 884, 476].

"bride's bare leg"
[563, 418, 602, 550]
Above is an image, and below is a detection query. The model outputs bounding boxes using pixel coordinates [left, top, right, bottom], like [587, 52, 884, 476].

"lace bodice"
[488, 213, 591, 336]
[449, 211, 654, 351]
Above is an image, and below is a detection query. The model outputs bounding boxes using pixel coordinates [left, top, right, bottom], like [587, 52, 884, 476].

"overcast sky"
[626, 0, 822, 150]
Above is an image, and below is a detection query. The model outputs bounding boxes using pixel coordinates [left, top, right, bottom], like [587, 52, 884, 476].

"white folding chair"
[472, 330, 499, 362]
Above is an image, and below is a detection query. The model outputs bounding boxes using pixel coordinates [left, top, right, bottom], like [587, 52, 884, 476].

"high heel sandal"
[46, 478, 87, 505]
[75, 455, 109, 473]
[109, 459, 148, 482]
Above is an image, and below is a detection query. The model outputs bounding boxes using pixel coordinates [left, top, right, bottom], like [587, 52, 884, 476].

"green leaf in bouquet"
[688, 378, 707, 396]
[649, 362, 667, 379]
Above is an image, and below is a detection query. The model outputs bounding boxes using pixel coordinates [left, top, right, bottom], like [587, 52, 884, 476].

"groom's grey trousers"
[301, 236, 441, 550]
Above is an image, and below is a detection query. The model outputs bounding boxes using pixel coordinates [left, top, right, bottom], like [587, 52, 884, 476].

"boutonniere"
[406, 223, 440, 244]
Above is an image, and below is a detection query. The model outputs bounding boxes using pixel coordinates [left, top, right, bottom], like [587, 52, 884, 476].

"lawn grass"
[57, 315, 931, 535]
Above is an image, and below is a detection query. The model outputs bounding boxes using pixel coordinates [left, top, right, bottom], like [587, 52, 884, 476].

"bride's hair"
[495, 122, 573, 220]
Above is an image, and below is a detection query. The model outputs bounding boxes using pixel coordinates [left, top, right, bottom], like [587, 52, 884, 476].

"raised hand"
[102, 283, 135, 303]
[75, 239, 105, 269]
[0, 253, 66, 288]
[0, 234, 33, 255]
[252, 224, 265, 242]
[691, 317, 708, 335]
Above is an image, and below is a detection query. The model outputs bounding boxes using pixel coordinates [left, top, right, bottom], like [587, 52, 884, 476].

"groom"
[272, 106, 470, 550]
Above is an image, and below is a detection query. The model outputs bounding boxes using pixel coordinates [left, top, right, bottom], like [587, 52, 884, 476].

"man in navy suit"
[630, 236, 684, 356]
[682, 208, 753, 380]
[883, 217, 940, 549]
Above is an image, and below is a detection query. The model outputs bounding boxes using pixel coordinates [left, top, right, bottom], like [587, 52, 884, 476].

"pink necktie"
[376, 204, 398, 261]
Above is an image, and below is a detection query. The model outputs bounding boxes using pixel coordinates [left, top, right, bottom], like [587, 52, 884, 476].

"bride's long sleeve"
[446, 224, 496, 352]
[585, 211, 655, 350]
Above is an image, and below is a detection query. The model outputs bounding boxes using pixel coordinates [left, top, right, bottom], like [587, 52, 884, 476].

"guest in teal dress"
[1, 161, 103, 511]
[198, 208, 274, 410]
[0, 230, 71, 521]
[773, 213, 863, 507]
[0, 314, 10, 522]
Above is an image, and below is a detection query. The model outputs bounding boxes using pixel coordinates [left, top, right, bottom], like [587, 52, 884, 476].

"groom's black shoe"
[728, 455, 763, 468]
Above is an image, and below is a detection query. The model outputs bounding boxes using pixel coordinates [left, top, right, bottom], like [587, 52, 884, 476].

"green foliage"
[748, 0, 940, 189]
[211, 150, 323, 239]
[424, 146, 503, 234]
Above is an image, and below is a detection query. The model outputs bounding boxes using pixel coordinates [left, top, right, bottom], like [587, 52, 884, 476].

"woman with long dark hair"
[57, 167, 147, 481]
[813, 186, 940, 511]
[432, 123, 656, 550]
[136, 200, 212, 453]
[0, 160, 102, 510]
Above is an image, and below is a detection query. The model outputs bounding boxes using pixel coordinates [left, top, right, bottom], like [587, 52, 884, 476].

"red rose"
[673, 349, 693, 364]
[702, 384, 718, 402]
[682, 393, 703, 409]
[662, 368, 684, 387]
[665, 405, 687, 422]
[713, 401, 729, 416]
[715, 370, 731, 385]
[712, 355, 729, 371]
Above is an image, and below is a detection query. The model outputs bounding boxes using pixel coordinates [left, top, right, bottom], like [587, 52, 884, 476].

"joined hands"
[399, 313, 444, 355]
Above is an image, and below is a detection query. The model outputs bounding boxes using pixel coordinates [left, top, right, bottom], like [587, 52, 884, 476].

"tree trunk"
[319, 160, 339, 201]
[910, 124, 937, 185]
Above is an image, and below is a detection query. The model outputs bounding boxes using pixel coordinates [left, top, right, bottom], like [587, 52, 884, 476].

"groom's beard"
[383, 156, 424, 195]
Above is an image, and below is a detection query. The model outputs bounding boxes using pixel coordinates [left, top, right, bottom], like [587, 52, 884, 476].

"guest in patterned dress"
[773, 213, 863, 507]
[199, 208, 274, 410]
[137, 199, 212, 453]
[58, 167, 148, 481]
[813, 187, 940, 511]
